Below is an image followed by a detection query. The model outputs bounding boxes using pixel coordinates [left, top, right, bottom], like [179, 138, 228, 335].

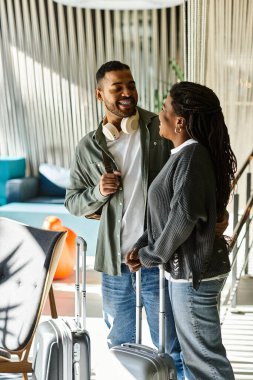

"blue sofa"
[0, 159, 99, 256]
[0, 156, 26, 205]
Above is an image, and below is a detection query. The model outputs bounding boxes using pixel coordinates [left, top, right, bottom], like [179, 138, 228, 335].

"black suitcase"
[32, 237, 91, 380]
[110, 265, 177, 380]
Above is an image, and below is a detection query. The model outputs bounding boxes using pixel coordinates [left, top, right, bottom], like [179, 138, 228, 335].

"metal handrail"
[220, 148, 253, 320]
[229, 193, 253, 252]
[220, 236, 253, 325]
[232, 149, 253, 189]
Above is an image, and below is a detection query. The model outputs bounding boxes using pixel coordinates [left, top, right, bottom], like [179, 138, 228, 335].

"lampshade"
[52, 0, 184, 10]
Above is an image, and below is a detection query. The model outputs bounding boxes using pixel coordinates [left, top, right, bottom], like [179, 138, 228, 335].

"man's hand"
[215, 210, 229, 237]
[126, 247, 142, 272]
[99, 171, 121, 196]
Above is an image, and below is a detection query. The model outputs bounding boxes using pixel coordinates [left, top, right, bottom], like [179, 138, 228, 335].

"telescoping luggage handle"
[76, 236, 87, 330]
[136, 264, 166, 355]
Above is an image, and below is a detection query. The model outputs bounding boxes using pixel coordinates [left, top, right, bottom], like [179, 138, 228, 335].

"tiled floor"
[222, 307, 253, 380]
[1, 269, 253, 379]
[221, 276, 253, 380]
[40, 270, 253, 380]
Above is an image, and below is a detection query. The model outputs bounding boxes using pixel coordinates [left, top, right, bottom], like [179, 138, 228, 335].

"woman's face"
[159, 96, 178, 141]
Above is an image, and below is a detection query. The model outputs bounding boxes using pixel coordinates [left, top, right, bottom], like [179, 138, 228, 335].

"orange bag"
[42, 216, 76, 279]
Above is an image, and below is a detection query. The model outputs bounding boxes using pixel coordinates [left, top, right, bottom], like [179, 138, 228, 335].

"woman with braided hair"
[126, 81, 236, 379]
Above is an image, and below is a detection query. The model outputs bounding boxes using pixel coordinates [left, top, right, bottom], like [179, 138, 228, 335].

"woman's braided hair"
[170, 81, 237, 219]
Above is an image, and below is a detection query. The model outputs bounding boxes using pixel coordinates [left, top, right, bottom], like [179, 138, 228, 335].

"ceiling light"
[53, 0, 184, 10]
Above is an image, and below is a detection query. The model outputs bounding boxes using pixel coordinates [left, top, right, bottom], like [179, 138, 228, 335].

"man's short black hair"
[96, 61, 130, 84]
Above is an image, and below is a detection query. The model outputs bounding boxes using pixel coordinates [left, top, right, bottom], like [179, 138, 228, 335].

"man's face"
[96, 69, 138, 119]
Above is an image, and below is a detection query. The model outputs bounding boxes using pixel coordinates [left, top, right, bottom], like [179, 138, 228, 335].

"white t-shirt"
[107, 128, 145, 260]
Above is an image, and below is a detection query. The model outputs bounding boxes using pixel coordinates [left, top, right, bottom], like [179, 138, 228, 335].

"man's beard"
[104, 99, 137, 118]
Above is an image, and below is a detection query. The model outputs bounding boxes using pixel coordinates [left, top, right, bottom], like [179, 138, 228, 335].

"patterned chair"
[0, 217, 67, 379]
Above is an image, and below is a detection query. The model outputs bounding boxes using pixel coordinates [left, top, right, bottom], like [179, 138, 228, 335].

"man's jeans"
[102, 264, 184, 379]
[168, 277, 235, 380]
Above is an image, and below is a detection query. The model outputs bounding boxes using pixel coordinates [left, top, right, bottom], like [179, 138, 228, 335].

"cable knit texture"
[136, 143, 230, 289]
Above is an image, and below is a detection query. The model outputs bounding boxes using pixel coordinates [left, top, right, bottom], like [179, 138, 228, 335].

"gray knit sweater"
[136, 142, 230, 289]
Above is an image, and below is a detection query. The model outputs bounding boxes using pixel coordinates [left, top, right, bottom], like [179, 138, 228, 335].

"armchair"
[0, 217, 67, 379]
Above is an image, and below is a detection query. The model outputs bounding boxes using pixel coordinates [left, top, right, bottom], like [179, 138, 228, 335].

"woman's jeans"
[168, 277, 235, 380]
[102, 264, 184, 379]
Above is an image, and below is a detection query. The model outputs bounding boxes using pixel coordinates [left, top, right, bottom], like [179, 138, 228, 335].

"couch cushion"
[6, 177, 39, 203]
[0, 183, 6, 198]
[39, 164, 70, 197]
[0, 157, 26, 180]
[0, 157, 26, 205]
[0, 196, 7, 206]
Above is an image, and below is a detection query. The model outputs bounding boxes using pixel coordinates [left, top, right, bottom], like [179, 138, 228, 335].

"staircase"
[221, 276, 253, 380]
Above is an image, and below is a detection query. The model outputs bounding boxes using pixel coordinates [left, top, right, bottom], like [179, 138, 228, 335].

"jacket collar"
[93, 120, 106, 150]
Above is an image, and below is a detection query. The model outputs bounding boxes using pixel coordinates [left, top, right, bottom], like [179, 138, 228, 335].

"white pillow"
[39, 164, 70, 188]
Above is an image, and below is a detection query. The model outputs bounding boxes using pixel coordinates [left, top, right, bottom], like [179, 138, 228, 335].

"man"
[65, 60, 227, 379]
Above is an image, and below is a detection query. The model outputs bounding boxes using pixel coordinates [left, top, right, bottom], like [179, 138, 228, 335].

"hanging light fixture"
[52, 0, 184, 10]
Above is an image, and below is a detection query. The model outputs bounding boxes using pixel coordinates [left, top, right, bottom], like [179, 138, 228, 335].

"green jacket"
[65, 106, 171, 275]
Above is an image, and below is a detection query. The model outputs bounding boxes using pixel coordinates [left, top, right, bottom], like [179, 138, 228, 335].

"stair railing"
[220, 149, 253, 321]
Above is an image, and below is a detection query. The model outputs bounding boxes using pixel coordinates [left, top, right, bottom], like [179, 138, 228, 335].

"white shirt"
[170, 138, 198, 155]
[107, 128, 145, 260]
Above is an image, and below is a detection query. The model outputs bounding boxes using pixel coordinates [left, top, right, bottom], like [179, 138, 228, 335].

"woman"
[126, 81, 237, 380]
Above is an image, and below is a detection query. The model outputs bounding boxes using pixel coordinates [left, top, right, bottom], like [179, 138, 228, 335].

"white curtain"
[185, 0, 253, 168]
[1, 0, 252, 174]
[206, 0, 253, 168]
[184, 0, 207, 83]
[0, 0, 184, 174]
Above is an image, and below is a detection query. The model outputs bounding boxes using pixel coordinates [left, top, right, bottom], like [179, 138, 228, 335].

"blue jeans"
[168, 277, 235, 380]
[102, 264, 184, 378]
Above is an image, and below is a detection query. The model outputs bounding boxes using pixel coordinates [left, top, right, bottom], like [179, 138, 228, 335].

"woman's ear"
[177, 117, 186, 127]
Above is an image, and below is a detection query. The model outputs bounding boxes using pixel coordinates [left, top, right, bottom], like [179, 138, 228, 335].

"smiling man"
[64, 60, 179, 361]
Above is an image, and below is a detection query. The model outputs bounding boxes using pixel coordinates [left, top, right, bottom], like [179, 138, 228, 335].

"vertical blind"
[1, 0, 252, 173]
[185, 0, 253, 168]
[205, 0, 253, 168]
[0, 0, 184, 174]
[184, 0, 207, 84]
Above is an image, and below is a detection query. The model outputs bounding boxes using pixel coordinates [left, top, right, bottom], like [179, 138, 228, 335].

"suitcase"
[32, 237, 91, 380]
[110, 265, 177, 380]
